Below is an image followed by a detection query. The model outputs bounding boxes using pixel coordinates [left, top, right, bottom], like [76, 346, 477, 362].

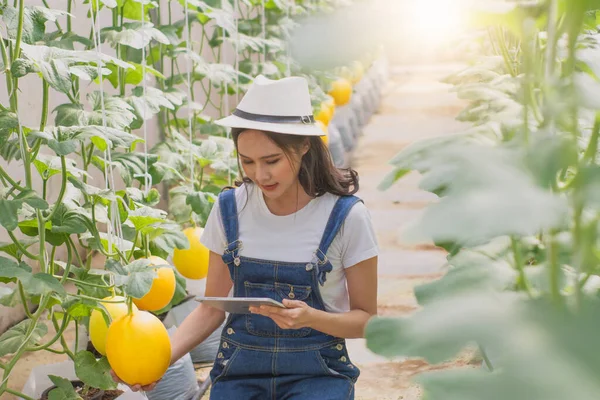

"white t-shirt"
[200, 184, 379, 313]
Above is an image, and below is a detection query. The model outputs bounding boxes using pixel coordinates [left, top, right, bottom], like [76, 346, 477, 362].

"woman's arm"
[170, 251, 233, 364]
[250, 256, 378, 339]
[309, 256, 378, 338]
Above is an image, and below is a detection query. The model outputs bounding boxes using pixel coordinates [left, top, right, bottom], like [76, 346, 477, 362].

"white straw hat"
[215, 75, 324, 137]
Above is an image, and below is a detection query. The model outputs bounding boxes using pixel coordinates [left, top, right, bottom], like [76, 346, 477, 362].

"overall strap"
[218, 188, 242, 265]
[313, 195, 362, 285]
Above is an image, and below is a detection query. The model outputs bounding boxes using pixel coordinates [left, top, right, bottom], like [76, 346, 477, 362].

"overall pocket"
[244, 281, 313, 337]
[316, 342, 360, 383]
[209, 339, 241, 384]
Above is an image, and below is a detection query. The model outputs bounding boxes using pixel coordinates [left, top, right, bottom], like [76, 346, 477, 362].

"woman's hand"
[110, 369, 160, 392]
[249, 299, 317, 330]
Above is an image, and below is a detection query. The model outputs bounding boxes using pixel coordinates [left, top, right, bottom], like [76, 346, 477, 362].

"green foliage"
[0, 0, 378, 397]
[366, 1, 600, 398]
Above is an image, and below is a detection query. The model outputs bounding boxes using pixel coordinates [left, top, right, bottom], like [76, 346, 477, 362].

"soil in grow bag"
[40, 379, 124, 400]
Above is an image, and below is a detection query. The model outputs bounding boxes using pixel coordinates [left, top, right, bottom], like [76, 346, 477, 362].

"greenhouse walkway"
[335, 61, 475, 400]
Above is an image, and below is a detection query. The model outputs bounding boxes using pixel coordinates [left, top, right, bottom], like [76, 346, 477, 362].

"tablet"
[196, 297, 286, 314]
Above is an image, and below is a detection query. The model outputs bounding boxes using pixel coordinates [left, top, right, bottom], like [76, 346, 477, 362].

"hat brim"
[215, 115, 325, 137]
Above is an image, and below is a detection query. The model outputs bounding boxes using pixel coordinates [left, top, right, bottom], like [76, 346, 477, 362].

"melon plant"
[366, 1, 600, 399]
[0, 0, 380, 397]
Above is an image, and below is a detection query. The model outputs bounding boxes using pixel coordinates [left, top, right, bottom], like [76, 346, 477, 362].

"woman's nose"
[256, 165, 270, 182]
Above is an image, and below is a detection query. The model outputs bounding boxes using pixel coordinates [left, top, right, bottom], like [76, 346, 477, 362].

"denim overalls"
[208, 188, 361, 400]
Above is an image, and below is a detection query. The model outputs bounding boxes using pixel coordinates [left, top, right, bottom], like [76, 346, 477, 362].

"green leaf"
[2, 6, 71, 44]
[128, 206, 167, 231]
[0, 190, 47, 231]
[380, 295, 600, 400]
[42, 125, 141, 152]
[125, 187, 161, 207]
[48, 139, 78, 156]
[105, 259, 157, 299]
[415, 249, 516, 306]
[46, 32, 94, 50]
[47, 375, 82, 400]
[14, 189, 49, 210]
[101, 22, 170, 49]
[0, 319, 48, 357]
[0, 110, 19, 137]
[0, 286, 20, 307]
[50, 204, 91, 235]
[149, 225, 189, 259]
[74, 351, 118, 390]
[55, 93, 136, 130]
[18, 42, 133, 88]
[0, 257, 32, 283]
[128, 86, 174, 124]
[40, 58, 72, 94]
[68, 176, 116, 204]
[377, 168, 411, 191]
[22, 273, 67, 298]
[0, 199, 23, 231]
[402, 143, 569, 247]
[33, 154, 89, 180]
[122, 0, 156, 21]
[63, 297, 96, 318]
[92, 151, 159, 187]
[10, 58, 35, 78]
[18, 218, 53, 238]
[69, 267, 113, 299]
[187, 190, 217, 222]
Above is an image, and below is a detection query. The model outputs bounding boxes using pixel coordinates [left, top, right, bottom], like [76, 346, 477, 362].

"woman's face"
[237, 130, 307, 200]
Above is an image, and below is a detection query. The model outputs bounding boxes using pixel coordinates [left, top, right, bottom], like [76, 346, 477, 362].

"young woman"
[118, 75, 378, 399]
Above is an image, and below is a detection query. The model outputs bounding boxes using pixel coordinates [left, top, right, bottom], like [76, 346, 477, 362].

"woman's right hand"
[110, 369, 160, 392]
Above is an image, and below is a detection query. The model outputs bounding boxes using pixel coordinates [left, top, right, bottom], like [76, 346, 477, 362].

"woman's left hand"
[249, 299, 316, 330]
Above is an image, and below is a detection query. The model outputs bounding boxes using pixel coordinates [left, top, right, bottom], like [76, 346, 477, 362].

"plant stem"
[511, 237, 532, 296]
[495, 27, 516, 77]
[0, 295, 50, 395]
[51, 313, 75, 359]
[68, 237, 85, 268]
[144, 234, 150, 258]
[0, 165, 26, 191]
[45, 156, 68, 222]
[36, 209, 48, 274]
[54, 275, 113, 289]
[547, 233, 562, 305]
[6, 388, 35, 400]
[26, 314, 71, 352]
[0, 32, 14, 103]
[67, 0, 72, 32]
[127, 231, 139, 261]
[41, 0, 62, 31]
[17, 281, 33, 319]
[7, 230, 38, 260]
[12, 0, 25, 60]
[72, 293, 125, 303]
[74, 321, 79, 353]
[127, 295, 134, 315]
[39, 81, 49, 131]
[583, 114, 600, 163]
[478, 345, 494, 372]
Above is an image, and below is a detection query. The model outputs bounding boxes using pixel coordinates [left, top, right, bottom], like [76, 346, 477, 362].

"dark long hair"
[229, 128, 359, 197]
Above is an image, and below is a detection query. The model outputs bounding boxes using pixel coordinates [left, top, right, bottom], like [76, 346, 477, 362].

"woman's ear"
[301, 138, 311, 156]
